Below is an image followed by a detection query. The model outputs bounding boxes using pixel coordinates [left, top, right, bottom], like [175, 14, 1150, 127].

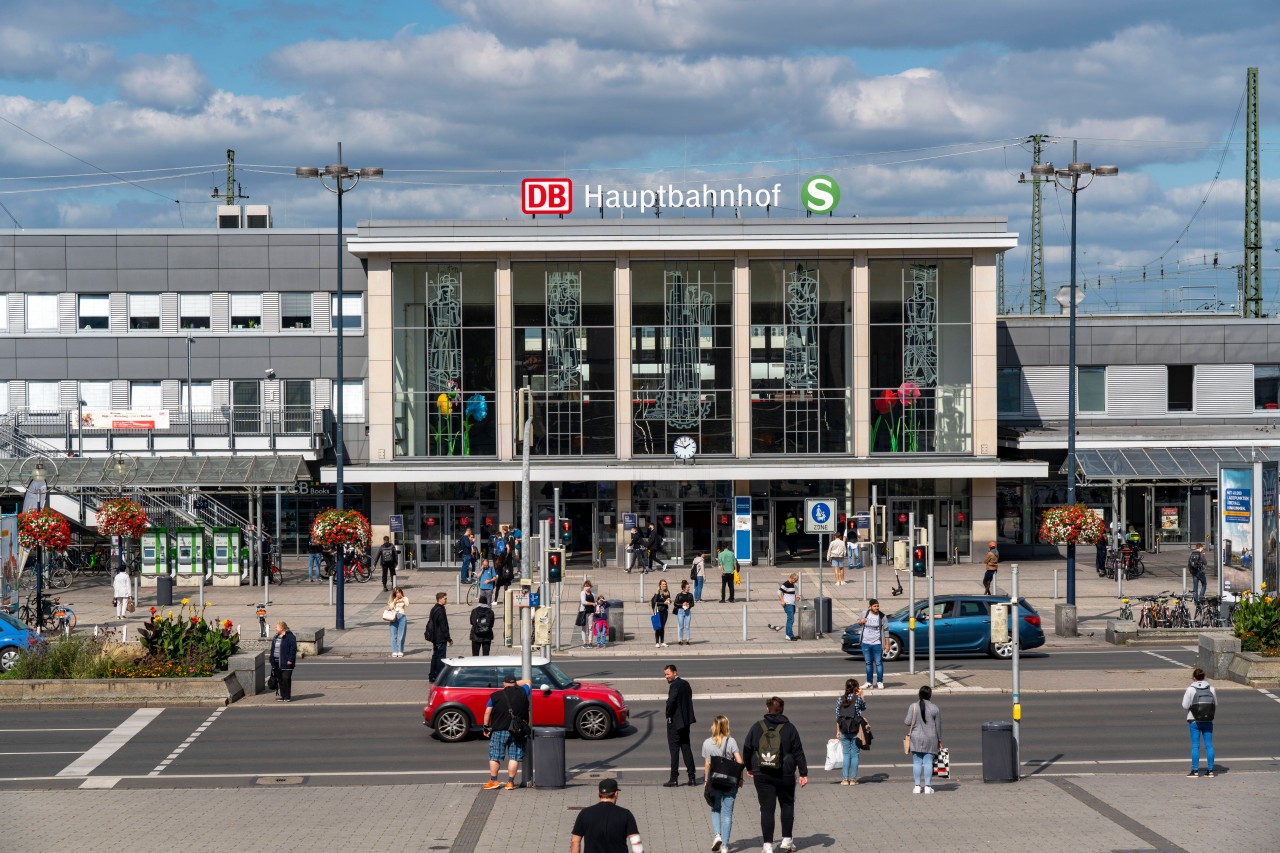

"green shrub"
[137, 600, 239, 671]
[1, 635, 114, 679]
[1233, 589, 1280, 653]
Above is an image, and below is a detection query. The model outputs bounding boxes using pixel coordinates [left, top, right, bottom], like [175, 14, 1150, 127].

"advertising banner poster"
[1263, 462, 1279, 595]
[1219, 465, 1256, 596]
[0, 515, 17, 597]
[81, 410, 170, 430]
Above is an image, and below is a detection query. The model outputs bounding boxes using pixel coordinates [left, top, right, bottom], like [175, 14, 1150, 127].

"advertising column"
[1263, 462, 1279, 595]
[1219, 464, 1264, 597]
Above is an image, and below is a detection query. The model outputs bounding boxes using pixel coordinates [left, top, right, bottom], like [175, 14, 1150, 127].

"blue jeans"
[460, 555, 473, 583]
[912, 751, 935, 786]
[694, 577, 704, 601]
[1192, 572, 1207, 601]
[862, 642, 883, 684]
[307, 553, 322, 581]
[676, 607, 692, 641]
[389, 614, 407, 654]
[1189, 721, 1214, 772]
[709, 789, 736, 845]
[784, 604, 796, 638]
[840, 733, 860, 780]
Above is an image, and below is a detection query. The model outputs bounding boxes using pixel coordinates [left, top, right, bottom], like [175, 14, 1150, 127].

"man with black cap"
[571, 778, 643, 853]
[481, 672, 530, 790]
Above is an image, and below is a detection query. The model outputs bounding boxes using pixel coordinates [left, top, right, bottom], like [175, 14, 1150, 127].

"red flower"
[874, 389, 898, 415]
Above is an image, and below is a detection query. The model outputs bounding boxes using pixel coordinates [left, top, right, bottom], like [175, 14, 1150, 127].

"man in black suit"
[663, 664, 697, 786]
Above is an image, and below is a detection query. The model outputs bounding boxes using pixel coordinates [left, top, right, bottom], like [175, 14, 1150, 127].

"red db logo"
[522, 178, 573, 214]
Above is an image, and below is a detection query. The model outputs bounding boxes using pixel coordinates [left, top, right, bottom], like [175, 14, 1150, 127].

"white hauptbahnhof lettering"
[584, 183, 783, 213]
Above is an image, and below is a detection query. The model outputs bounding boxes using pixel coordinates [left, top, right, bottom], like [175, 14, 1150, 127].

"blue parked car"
[0, 610, 40, 672]
[841, 595, 1045, 661]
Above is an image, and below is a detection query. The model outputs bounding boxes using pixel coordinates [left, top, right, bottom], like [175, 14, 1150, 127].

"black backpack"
[1190, 685, 1216, 722]
[471, 606, 494, 637]
[837, 698, 861, 736]
[1187, 550, 1206, 576]
[756, 721, 784, 770]
[380, 546, 396, 568]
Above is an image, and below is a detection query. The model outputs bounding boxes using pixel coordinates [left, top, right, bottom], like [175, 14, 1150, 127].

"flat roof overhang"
[0, 455, 309, 488]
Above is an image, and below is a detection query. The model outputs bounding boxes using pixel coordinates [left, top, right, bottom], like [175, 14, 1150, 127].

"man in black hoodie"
[742, 696, 808, 853]
[425, 591, 453, 682]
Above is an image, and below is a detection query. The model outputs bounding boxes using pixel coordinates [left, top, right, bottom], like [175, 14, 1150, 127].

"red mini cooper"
[423, 656, 629, 743]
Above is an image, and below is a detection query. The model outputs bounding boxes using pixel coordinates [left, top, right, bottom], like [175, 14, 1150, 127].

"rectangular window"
[331, 293, 363, 330]
[180, 382, 213, 409]
[1078, 366, 1106, 413]
[335, 380, 365, 420]
[281, 293, 312, 329]
[129, 294, 160, 330]
[27, 381, 60, 411]
[230, 294, 261, 330]
[26, 294, 58, 331]
[1256, 365, 1280, 411]
[78, 381, 111, 409]
[130, 381, 162, 409]
[997, 367, 1022, 414]
[77, 295, 110, 330]
[1167, 365, 1194, 412]
[179, 294, 211, 330]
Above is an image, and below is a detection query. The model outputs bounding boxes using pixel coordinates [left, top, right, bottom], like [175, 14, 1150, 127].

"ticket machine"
[140, 529, 171, 587]
[211, 527, 244, 586]
[174, 526, 207, 587]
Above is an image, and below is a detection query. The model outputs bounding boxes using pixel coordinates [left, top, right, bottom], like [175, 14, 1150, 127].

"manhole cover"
[255, 776, 305, 786]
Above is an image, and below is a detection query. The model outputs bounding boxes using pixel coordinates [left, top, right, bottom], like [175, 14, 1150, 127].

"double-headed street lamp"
[296, 144, 381, 631]
[1031, 142, 1117, 616]
[23, 456, 57, 630]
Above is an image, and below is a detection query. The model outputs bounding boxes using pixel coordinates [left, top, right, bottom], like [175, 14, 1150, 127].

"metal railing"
[9, 406, 334, 452]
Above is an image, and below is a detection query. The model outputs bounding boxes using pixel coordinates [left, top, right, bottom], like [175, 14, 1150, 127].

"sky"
[1, 0, 1278, 314]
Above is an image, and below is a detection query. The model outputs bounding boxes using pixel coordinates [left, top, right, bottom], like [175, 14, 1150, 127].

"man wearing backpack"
[482, 673, 531, 790]
[376, 536, 399, 591]
[743, 696, 808, 853]
[1181, 667, 1217, 777]
[1187, 543, 1208, 602]
[470, 594, 495, 656]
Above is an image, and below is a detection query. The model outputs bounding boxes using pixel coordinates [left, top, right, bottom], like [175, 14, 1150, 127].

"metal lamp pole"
[296, 145, 382, 631]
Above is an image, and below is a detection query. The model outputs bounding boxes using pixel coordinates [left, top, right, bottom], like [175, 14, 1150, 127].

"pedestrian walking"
[458, 527, 477, 583]
[482, 673, 530, 790]
[783, 511, 800, 558]
[376, 535, 399, 590]
[834, 678, 867, 784]
[112, 566, 132, 618]
[425, 592, 453, 682]
[269, 621, 297, 702]
[827, 533, 847, 586]
[1188, 543, 1208, 602]
[692, 552, 707, 601]
[1095, 536, 1107, 576]
[702, 715, 744, 852]
[904, 685, 942, 794]
[469, 594, 495, 656]
[651, 578, 672, 647]
[718, 546, 737, 603]
[674, 580, 695, 645]
[743, 696, 808, 853]
[1182, 667, 1217, 777]
[778, 573, 799, 641]
[663, 664, 698, 787]
[386, 587, 408, 658]
[578, 579, 597, 646]
[982, 542, 999, 595]
[593, 595, 610, 648]
[307, 535, 323, 582]
[857, 599, 886, 688]
[629, 526, 649, 573]
[570, 778, 643, 853]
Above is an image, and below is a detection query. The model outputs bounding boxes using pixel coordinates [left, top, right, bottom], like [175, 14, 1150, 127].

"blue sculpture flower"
[465, 394, 488, 422]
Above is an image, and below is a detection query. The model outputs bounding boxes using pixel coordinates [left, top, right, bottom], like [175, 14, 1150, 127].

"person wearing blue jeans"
[674, 580, 695, 645]
[835, 679, 866, 784]
[778, 573, 799, 641]
[858, 599, 887, 688]
[1182, 668, 1217, 777]
[701, 715, 743, 852]
[307, 539, 323, 582]
[905, 685, 942, 794]
[458, 529, 476, 583]
[386, 587, 408, 657]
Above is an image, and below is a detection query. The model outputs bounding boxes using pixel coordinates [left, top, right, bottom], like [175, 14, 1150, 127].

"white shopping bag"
[824, 738, 843, 772]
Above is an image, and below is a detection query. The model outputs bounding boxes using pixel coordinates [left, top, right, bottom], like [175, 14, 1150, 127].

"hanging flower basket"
[18, 507, 72, 552]
[1039, 503, 1107, 545]
[96, 497, 149, 538]
[310, 509, 371, 551]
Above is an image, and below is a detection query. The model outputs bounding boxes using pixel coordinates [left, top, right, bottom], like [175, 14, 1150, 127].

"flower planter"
[1226, 651, 1280, 687]
[0, 672, 243, 705]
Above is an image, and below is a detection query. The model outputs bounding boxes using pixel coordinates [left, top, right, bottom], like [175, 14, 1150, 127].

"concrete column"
[733, 251, 751, 459]
[496, 256, 514, 461]
[366, 256, 394, 464]
[614, 255, 632, 461]
[972, 477, 997, 553]
[972, 250, 998, 457]
[498, 481, 516, 527]
[370, 482, 395, 545]
[852, 254, 870, 457]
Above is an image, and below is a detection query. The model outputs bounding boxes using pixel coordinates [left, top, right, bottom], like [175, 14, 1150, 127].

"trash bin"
[606, 599, 625, 642]
[813, 595, 833, 634]
[156, 573, 174, 607]
[981, 721, 1018, 782]
[531, 726, 566, 788]
[797, 606, 817, 640]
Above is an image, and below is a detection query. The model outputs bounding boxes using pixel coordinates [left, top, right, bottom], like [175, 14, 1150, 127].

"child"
[593, 596, 610, 648]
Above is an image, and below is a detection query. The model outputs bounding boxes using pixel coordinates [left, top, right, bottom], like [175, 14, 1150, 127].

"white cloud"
[115, 54, 210, 110]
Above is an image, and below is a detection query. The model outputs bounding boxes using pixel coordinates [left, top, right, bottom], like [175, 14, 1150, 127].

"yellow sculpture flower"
[181, 597, 190, 606]
[436, 393, 452, 415]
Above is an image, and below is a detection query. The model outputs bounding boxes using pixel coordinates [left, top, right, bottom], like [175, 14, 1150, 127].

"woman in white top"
[386, 587, 408, 657]
[702, 714, 744, 852]
[578, 580, 596, 646]
[1181, 667, 1217, 777]
[827, 533, 848, 586]
[112, 567, 132, 618]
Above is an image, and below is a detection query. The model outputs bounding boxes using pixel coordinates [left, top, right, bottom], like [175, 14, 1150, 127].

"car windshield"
[0, 611, 26, 631]
[538, 663, 577, 689]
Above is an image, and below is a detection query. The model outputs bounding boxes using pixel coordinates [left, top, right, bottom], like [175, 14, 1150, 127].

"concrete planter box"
[1199, 633, 1242, 680]
[0, 671, 243, 705]
[1227, 651, 1280, 686]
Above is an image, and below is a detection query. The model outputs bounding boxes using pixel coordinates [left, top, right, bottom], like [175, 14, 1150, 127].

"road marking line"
[78, 776, 121, 789]
[1256, 689, 1280, 705]
[0, 751, 82, 755]
[55, 708, 164, 778]
[0, 728, 113, 733]
[1143, 651, 1191, 668]
[148, 707, 225, 777]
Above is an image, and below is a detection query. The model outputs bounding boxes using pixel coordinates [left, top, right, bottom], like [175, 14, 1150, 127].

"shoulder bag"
[381, 608, 397, 622]
[504, 687, 532, 741]
[904, 705, 915, 755]
[708, 740, 743, 791]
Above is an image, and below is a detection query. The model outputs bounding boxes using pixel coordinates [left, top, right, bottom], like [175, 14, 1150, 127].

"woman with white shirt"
[112, 567, 132, 618]
[1181, 667, 1217, 777]
[578, 580, 596, 646]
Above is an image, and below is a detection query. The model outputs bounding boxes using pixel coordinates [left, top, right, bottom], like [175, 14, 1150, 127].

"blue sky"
[0, 0, 1278, 313]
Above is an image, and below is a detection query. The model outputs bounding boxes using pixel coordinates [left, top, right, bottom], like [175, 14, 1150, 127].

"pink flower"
[897, 381, 921, 407]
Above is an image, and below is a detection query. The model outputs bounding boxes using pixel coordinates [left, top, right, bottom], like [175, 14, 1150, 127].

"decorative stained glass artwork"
[784, 265, 818, 390]
[546, 270, 582, 391]
[648, 270, 713, 429]
[426, 266, 462, 392]
[903, 264, 938, 386]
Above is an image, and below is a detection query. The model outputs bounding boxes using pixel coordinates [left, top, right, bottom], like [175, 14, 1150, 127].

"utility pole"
[997, 253, 1006, 314]
[1018, 134, 1048, 314]
[212, 149, 248, 206]
[1243, 67, 1262, 318]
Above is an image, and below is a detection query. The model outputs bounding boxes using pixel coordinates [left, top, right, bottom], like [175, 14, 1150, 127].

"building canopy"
[1072, 447, 1280, 483]
[0, 455, 309, 489]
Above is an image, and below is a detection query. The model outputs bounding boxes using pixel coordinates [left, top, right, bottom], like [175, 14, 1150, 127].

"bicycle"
[320, 547, 372, 583]
[50, 599, 77, 632]
[19, 592, 60, 632]
[18, 563, 72, 591]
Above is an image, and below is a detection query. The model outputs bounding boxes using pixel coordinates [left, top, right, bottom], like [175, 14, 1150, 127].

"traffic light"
[547, 548, 564, 583]
[560, 519, 572, 547]
[912, 545, 927, 577]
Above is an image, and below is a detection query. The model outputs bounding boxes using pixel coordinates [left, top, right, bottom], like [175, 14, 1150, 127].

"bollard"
[745, 571, 751, 602]
[1054, 568, 1059, 601]
[328, 573, 334, 606]
[742, 603, 749, 642]
[455, 574, 460, 603]
[122, 626, 127, 643]
[639, 572, 645, 603]
[863, 571, 868, 600]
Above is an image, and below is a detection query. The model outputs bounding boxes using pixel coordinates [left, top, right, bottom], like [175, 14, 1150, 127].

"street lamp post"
[1031, 142, 1117, 627]
[296, 144, 382, 631]
[28, 458, 55, 631]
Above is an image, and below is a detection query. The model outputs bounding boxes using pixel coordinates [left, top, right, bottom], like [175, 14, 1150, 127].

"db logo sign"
[522, 178, 573, 214]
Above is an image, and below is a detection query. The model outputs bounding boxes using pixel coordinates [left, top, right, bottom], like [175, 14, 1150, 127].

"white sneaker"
[712, 835, 722, 852]
[924, 786, 935, 794]
[762, 844, 774, 853]
[655, 643, 661, 648]
[877, 682, 885, 689]
[779, 840, 797, 852]
[913, 785, 922, 794]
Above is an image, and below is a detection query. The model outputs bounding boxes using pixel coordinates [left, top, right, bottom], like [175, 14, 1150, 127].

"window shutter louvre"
[264, 378, 281, 410]
[314, 379, 331, 408]
[161, 380, 181, 409]
[160, 293, 178, 334]
[109, 293, 128, 332]
[6, 294, 22, 333]
[313, 292, 332, 333]
[12, 381, 27, 409]
[110, 380, 129, 409]
[1105, 366, 1166, 417]
[211, 293, 230, 333]
[1020, 366, 1068, 420]
[262, 292, 281, 333]
[58, 381, 77, 409]
[57, 293, 77, 335]
[212, 379, 230, 408]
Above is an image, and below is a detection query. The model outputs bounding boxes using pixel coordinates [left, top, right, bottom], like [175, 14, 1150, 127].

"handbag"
[650, 611, 663, 631]
[708, 741, 743, 790]
[904, 706, 915, 755]
[267, 672, 279, 691]
[575, 610, 588, 627]
[934, 746, 950, 779]
[126, 596, 136, 613]
[381, 608, 397, 622]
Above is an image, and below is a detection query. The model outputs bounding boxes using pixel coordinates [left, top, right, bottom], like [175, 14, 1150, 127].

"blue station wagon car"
[0, 610, 40, 672]
[841, 595, 1045, 660]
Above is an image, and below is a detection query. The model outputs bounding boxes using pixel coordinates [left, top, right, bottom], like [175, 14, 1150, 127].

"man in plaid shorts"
[482, 673, 532, 789]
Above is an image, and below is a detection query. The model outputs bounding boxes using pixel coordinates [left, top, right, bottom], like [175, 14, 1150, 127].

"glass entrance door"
[535, 501, 597, 566]
[415, 501, 479, 568]
[633, 501, 720, 565]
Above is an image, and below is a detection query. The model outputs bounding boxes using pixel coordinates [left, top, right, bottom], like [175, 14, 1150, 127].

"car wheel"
[574, 705, 613, 740]
[988, 641, 1015, 659]
[433, 708, 472, 743]
[0, 645, 20, 673]
[883, 635, 903, 662]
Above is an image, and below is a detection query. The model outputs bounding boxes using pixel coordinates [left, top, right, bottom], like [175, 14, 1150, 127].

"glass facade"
[749, 260, 852, 453]
[631, 261, 734, 455]
[512, 261, 616, 455]
[393, 262, 497, 457]
[869, 259, 972, 454]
